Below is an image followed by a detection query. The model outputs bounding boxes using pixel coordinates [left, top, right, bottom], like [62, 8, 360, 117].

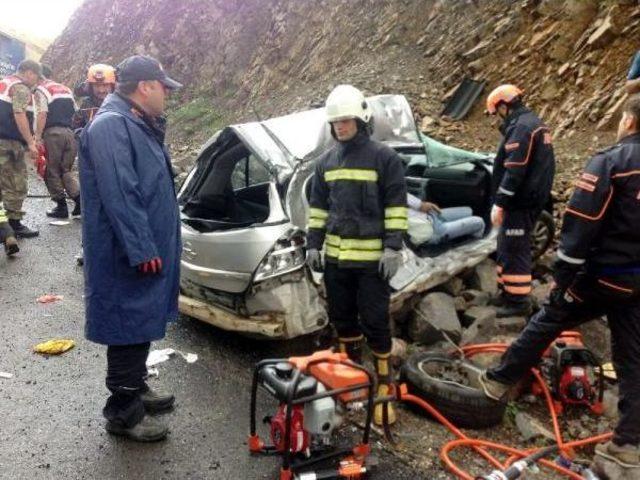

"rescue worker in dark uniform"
[306, 85, 408, 425]
[72, 64, 116, 131]
[34, 65, 80, 218]
[480, 94, 640, 472]
[486, 84, 555, 317]
[0, 59, 41, 238]
[72, 64, 115, 265]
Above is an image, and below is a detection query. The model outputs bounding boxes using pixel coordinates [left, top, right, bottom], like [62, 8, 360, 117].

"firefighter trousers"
[496, 209, 539, 302]
[488, 272, 640, 446]
[324, 262, 392, 353]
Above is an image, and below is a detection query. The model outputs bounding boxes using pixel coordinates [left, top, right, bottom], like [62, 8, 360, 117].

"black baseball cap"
[116, 55, 183, 89]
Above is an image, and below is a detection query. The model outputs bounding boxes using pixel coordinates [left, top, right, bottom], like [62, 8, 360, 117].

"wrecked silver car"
[177, 95, 554, 339]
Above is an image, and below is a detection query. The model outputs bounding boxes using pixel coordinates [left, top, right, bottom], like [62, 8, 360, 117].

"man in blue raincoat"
[79, 55, 182, 442]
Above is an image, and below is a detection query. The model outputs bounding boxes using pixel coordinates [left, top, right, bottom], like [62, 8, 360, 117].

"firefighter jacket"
[307, 131, 408, 268]
[558, 132, 640, 269]
[0, 75, 34, 143]
[492, 106, 555, 210]
[72, 96, 102, 131]
[36, 80, 76, 130]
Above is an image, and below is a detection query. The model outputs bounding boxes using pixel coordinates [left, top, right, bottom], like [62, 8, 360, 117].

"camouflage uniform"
[34, 88, 79, 202]
[0, 83, 31, 220]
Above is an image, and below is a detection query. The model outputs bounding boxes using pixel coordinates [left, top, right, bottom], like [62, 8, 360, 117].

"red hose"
[399, 343, 613, 479]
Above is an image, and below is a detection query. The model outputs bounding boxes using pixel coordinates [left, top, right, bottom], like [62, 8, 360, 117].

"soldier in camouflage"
[0, 59, 41, 238]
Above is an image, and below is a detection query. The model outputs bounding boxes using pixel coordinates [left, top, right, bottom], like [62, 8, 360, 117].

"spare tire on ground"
[401, 351, 506, 429]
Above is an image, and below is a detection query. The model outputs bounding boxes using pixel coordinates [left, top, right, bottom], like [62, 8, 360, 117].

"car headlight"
[254, 230, 306, 283]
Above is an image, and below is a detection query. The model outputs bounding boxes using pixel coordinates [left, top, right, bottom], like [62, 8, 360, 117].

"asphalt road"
[0, 177, 434, 480]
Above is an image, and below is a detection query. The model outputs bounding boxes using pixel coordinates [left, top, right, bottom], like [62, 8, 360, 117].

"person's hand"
[138, 257, 163, 274]
[306, 248, 323, 272]
[491, 205, 504, 227]
[419, 202, 441, 214]
[551, 258, 581, 292]
[27, 142, 38, 162]
[379, 248, 402, 281]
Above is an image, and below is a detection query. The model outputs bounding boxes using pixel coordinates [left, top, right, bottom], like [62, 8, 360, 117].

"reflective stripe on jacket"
[492, 106, 555, 210]
[307, 131, 407, 268]
[559, 133, 640, 268]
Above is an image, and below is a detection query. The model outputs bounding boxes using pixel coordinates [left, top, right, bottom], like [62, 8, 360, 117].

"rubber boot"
[373, 351, 396, 426]
[8, 219, 39, 238]
[496, 297, 532, 318]
[105, 414, 168, 442]
[338, 335, 364, 365]
[141, 385, 175, 414]
[47, 199, 69, 219]
[71, 195, 81, 217]
[0, 222, 19, 256]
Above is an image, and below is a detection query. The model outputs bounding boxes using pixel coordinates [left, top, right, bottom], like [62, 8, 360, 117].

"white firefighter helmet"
[325, 85, 371, 123]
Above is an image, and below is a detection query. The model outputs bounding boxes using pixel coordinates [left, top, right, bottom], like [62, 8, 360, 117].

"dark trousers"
[496, 209, 538, 302]
[103, 342, 150, 427]
[488, 273, 640, 446]
[324, 262, 392, 353]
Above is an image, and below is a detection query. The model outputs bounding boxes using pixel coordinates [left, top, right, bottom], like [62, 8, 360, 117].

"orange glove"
[138, 257, 163, 274]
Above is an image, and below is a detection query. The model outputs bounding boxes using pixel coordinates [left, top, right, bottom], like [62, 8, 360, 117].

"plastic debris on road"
[37, 294, 64, 304]
[0, 372, 13, 379]
[49, 220, 71, 226]
[146, 348, 198, 367]
[33, 339, 75, 355]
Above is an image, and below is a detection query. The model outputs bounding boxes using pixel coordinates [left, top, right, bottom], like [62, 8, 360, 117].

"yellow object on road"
[33, 339, 75, 355]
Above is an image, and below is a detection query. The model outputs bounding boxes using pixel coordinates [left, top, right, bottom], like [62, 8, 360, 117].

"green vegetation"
[168, 97, 224, 137]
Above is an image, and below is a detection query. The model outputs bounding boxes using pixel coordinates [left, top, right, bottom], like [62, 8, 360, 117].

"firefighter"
[34, 65, 80, 218]
[479, 94, 640, 471]
[306, 85, 408, 425]
[486, 85, 555, 317]
[72, 63, 116, 130]
[0, 59, 41, 238]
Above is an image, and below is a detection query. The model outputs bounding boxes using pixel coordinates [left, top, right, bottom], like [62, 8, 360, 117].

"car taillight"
[254, 231, 306, 282]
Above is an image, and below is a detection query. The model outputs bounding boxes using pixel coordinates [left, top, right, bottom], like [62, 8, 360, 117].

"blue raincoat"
[79, 93, 181, 345]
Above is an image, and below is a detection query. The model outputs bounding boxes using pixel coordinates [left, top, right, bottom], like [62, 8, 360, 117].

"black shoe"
[71, 196, 81, 217]
[8, 219, 39, 238]
[46, 200, 69, 219]
[496, 301, 532, 318]
[489, 293, 507, 307]
[4, 235, 19, 256]
[141, 386, 175, 414]
[105, 415, 168, 442]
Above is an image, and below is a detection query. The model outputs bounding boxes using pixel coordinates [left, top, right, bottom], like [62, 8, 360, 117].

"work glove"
[379, 248, 402, 281]
[551, 258, 581, 292]
[138, 257, 163, 274]
[306, 248, 323, 272]
[490, 205, 504, 227]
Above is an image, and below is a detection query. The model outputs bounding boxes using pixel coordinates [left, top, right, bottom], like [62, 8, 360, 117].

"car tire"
[401, 351, 506, 429]
[531, 210, 555, 260]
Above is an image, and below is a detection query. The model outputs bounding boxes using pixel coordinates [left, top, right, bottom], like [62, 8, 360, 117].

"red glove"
[36, 144, 47, 179]
[138, 257, 163, 274]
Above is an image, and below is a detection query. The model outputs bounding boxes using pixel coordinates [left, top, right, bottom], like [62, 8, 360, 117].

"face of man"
[21, 70, 40, 88]
[496, 104, 509, 120]
[139, 80, 169, 117]
[332, 118, 358, 142]
[617, 111, 638, 142]
[91, 83, 113, 102]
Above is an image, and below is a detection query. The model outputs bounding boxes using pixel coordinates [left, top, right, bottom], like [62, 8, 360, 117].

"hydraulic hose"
[398, 343, 612, 480]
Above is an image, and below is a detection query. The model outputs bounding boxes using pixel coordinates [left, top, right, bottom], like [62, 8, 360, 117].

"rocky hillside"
[44, 0, 640, 184]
